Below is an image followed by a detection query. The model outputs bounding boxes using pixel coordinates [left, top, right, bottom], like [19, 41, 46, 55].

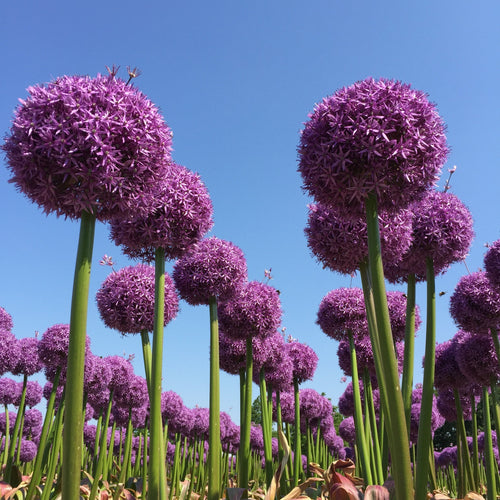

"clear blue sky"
[1, 1, 499, 422]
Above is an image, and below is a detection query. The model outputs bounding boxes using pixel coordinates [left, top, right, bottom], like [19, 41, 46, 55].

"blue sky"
[1, 1, 499, 422]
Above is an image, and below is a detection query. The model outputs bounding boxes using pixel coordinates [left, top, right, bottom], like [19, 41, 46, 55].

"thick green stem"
[239, 337, 253, 493]
[454, 389, 475, 492]
[259, 369, 273, 488]
[365, 195, 413, 499]
[415, 258, 438, 499]
[62, 210, 95, 500]
[470, 392, 480, 493]
[149, 247, 167, 500]
[293, 378, 302, 486]
[363, 370, 383, 484]
[208, 296, 221, 500]
[482, 387, 497, 500]
[141, 329, 153, 399]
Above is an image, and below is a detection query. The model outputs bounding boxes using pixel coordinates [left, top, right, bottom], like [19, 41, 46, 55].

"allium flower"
[12, 337, 43, 376]
[298, 78, 448, 215]
[0, 377, 19, 405]
[385, 191, 474, 282]
[254, 333, 293, 392]
[18, 380, 43, 408]
[84, 354, 112, 404]
[110, 163, 213, 262]
[2, 73, 173, 221]
[0, 411, 16, 433]
[173, 237, 247, 305]
[0, 307, 13, 332]
[115, 374, 148, 409]
[433, 339, 465, 391]
[161, 390, 183, 424]
[168, 404, 193, 436]
[485, 239, 500, 289]
[305, 202, 413, 275]
[105, 355, 135, 396]
[436, 387, 473, 422]
[96, 263, 179, 334]
[18, 439, 38, 463]
[285, 340, 318, 385]
[190, 407, 210, 440]
[449, 271, 500, 334]
[272, 391, 295, 424]
[387, 291, 422, 342]
[23, 408, 43, 437]
[338, 416, 356, 444]
[317, 288, 367, 341]
[219, 330, 246, 375]
[299, 388, 331, 423]
[218, 281, 282, 340]
[409, 390, 442, 444]
[0, 329, 20, 375]
[250, 425, 264, 451]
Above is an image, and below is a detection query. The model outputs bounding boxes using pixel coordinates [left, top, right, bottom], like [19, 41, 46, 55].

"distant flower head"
[0, 307, 13, 332]
[84, 354, 112, 404]
[385, 191, 474, 282]
[285, 340, 318, 384]
[110, 163, 213, 262]
[449, 271, 500, 334]
[18, 439, 37, 463]
[173, 237, 247, 305]
[250, 425, 264, 451]
[23, 408, 43, 437]
[96, 263, 179, 334]
[409, 393, 443, 444]
[485, 239, 500, 289]
[18, 381, 43, 408]
[317, 288, 367, 341]
[338, 416, 356, 444]
[298, 78, 448, 216]
[114, 374, 148, 410]
[218, 281, 282, 340]
[168, 404, 193, 437]
[190, 407, 210, 440]
[161, 390, 183, 424]
[2, 73, 173, 221]
[218, 330, 246, 375]
[0, 377, 19, 405]
[12, 336, 43, 376]
[0, 329, 20, 375]
[387, 291, 422, 342]
[0, 411, 16, 434]
[272, 390, 295, 424]
[105, 355, 135, 395]
[436, 386, 474, 422]
[299, 388, 331, 423]
[305, 202, 413, 275]
[433, 338, 466, 391]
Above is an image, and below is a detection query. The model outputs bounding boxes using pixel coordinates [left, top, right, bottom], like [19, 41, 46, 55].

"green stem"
[470, 392, 480, 493]
[482, 387, 497, 500]
[141, 329, 153, 399]
[259, 369, 273, 488]
[453, 389, 474, 491]
[365, 194, 412, 499]
[61, 210, 95, 500]
[293, 378, 302, 486]
[363, 370, 383, 484]
[208, 296, 221, 500]
[239, 337, 253, 494]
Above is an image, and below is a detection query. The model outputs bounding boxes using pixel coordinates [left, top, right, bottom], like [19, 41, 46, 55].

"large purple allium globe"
[305, 202, 413, 275]
[0, 378, 19, 405]
[449, 271, 500, 335]
[12, 337, 43, 376]
[110, 163, 213, 262]
[0, 307, 13, 332]
[285, 340, 318, 384]
[385, 191, 474, 282]
[433, 338, 465, 391]
[254, 333, 293, 392]
[436, 387, 474, 422]
[96, 263, 179, 334]
[485, 239, 500, 289]
[272, 391, 295, 424]
[219, 330, 246, 375]
[338, 416, 356, 444]
[2, 73, 173, 221]
[0, 329, 20, 375]
[298, 78, 448, 215]
[218, 281, 282, 340]
[173, 237, 247, 305]
[317, 288, 367, 341]
[387, 291, 422, 342]
[161, 390, 183, 424]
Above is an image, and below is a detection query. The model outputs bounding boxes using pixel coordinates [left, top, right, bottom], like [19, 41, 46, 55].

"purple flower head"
[83, 424, 97, 451]
[338, 416, 356, 444]
[110, 163, 213, 262]
[191, 407, 210, 440]
[0, 411, 16, 434]
[115, 374, 148, 409]
[43, 381, 64, 406]
[453, 330, 500, 386]
[327, 433, 347, 459]
[387, 291, 422, 342]
[110, 405, 130, 427]
[485, 239, 500, 289]
[131, 404, 148, 429]
[84, 354, 112, 402]
[299, 388, 331, 423]
[105, 355, 135, 395]
[272, 390, 295, 424]
[168, 404, 194, 436]
[317, 288, 367, 341]
[435, 446, 457, 469]
[305, 202, 413, 275]
[12, 337, 43, 376]
[433, 338, 468, 391]
[298, 78, 448, 216]
[250, 425, 264, 451]
[97, 263, 179, 334]
[0, 329, 20, 375]
[219, 330, 246, 375]
[161, 390, 183, 424]
[449, 271, 500, 335]
[173, 237, 248, 305]
[436, 387, 473, 422]
[256, 334, 294, 392]
[38, 324, 91, 379]
[409, 393, 442, 444]
[218, 281, 282, 341]
[3, 73, 173, 221]
[18, 439, 38, 463]
[0, 377, 20, 405]
[23, 408, 43, 437]
[220, 411, 238, 449]
[21, 380, 43, 408]
[385, 191, 474, 282]
[0, 307, 13, 332]
[338, 382, 358, 417]
[285, 340, 318, 385]
[478, 431, 498, 453]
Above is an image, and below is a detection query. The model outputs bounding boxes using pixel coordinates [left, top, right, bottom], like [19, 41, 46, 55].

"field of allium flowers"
[1, 69, 500, 500]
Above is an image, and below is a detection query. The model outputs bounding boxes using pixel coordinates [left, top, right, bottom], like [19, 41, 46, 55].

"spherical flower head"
[19, 381, 43, 408]
[385, 191, 474, 282]
[305, 202, 413, 275]
[0, 377, 20, 405]
[436, 387, 472, 422]
[256, 334, 294, 392]
[190, 407, 210, 440]
[168, 404, 194, 436]
[338, 416, 356, 444]
[219, 330, 246, 375]
[338, 382, 359, 417]
[84, 354, 112, 401]
[18, 439, 37, 463]
[449, 271, 500, 334]
[433, 338, 466, 391]
[161, 390, 183, 424]
[485, 239, 500, 289]
[0, 329, 20, 375]
[250, 425, 264, 451]
[12, 337, 43, 376]
[105, 355, 135, 395]
[3, 73, 173, 221]
[218, 281, 282, 340]
[409, 394, 441, 444]
[0, 307, 13, 332]
[115, 374, 148, 409]
[0, 411, 16, 434]
[299, 388, 331, 422]
[317, 287, 367, 341]
[173, 237, 247, 305]
[23, 408, 43, 437]
[285, 340, 318, 384]
[110, 163, 213, 262]
[97, 263, 179, 334]
[272, 390, 295, 424]
[387, 291, 422, 342]
[454, 330, 500, 386]
[298, 78, 448, 215]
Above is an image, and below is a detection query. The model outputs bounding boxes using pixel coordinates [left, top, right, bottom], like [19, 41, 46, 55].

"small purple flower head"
[449, 271, 500, 335]
[161, 390, 183, 424]
[2, 73, 173, 221]
[385, 191, 474, 282]
[272, 391, 295, 424]
[18, 439, 38, 463]
[387, 291, 422, 342]
[285, 340, 318, 385]
[173, 237, 248, 305]
[96, 263, 179, 334]
[338, 416, 356, 444]
[12, 337, 43, 376]
[0, 307, 13, 332]
[485, 239, 500, 289]
[250, 425, 264, 452]
[23, 408, 43, 437]
[433, 338, 466, 391]
[299, 388, 331, 423]
[409, 392, 442, 444]
[115, 374, 148, 409]
[218, 281, 282, 340]
[255, 333, 293, 392]
[0, 329, 20, 375]
[0, 377, 19, 405]
[0, 411, 16, 434]
[436, 387, 473, 422]
[168, 404, 194, 437]
[305, 203, 413, 275]
[190, 407, 210, 440]
[219, 330, 246, 375]
[110, 163, 213, 262]
[105, 355, 135, 395]
[317, 288, 367, 341]
[298, 78, 448, 216]
[84, 354, 112, 404]
[22, 381, 43, 408]
[338, 382, 358, 417]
